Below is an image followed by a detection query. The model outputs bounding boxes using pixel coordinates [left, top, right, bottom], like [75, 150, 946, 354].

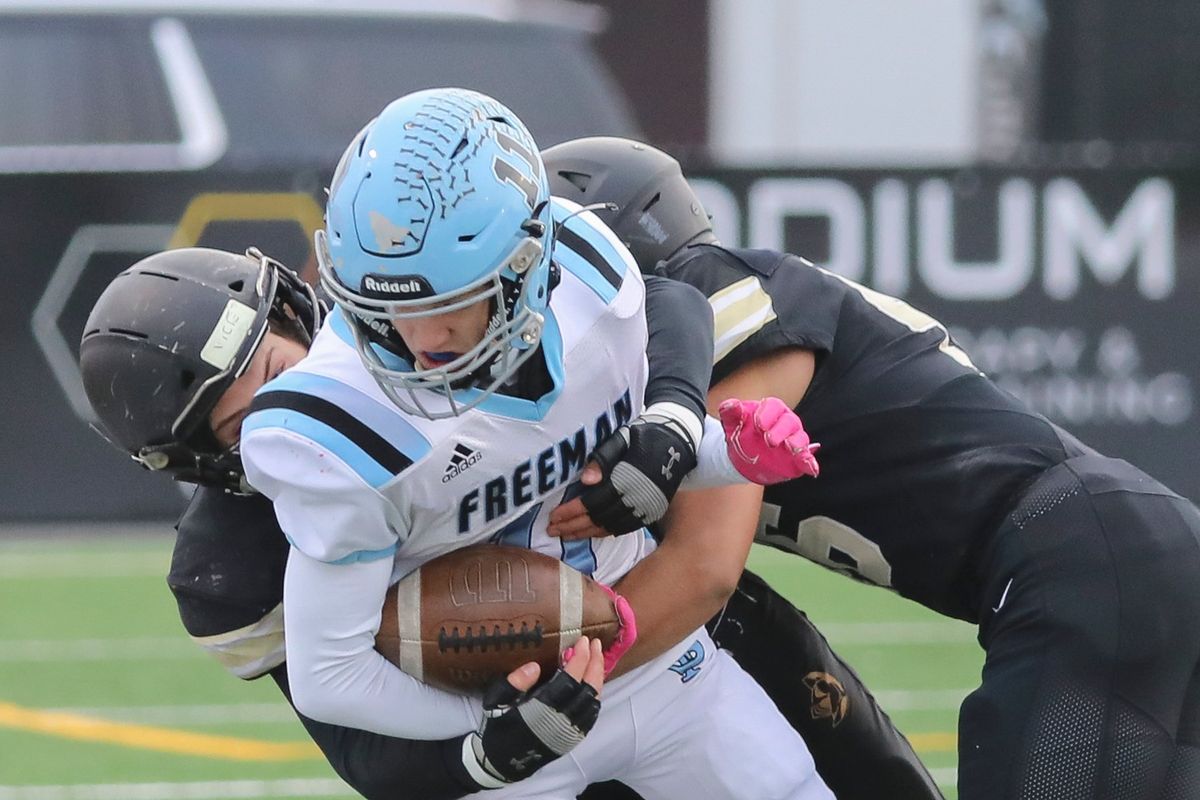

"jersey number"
[757, 502, 893, 588]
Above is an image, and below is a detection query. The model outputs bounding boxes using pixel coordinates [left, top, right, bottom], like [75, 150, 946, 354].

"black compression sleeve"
[642, 275, 713, 421]
[268, 665, 480, 800]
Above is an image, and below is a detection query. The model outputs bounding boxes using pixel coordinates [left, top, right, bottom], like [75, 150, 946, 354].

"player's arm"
[708, 345, 816, 411]
[565, 274, 712, 535]
[641, 274, 712, 422]
[605, 480, 762, 675]
[266, 664, 478, 800]
[605, 347, 816, 676]
[551, 273, 815, 537]
[241, 424, 481, 739]
[168, 487, 290, 679]
[549, 344, 818, 539]
[170, 489, 484, 799]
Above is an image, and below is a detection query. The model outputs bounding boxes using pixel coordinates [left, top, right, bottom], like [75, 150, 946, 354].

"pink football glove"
[562, 580, 637, 677]
[718, 397, 820, 484]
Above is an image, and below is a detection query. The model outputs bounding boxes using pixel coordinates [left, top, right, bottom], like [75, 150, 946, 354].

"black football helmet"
[79, 247, 323, 493]
[542, 136, 717, 272]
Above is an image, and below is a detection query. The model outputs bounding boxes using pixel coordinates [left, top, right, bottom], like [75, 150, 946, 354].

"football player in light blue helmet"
[316, 87, 555, 418]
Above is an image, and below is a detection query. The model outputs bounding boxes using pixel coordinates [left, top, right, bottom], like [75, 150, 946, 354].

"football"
[376, 543, 620, 694]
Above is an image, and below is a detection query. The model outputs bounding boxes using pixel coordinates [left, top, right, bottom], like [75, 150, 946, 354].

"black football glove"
[451, 668, 601, 789]
[578, 402, 701, 535]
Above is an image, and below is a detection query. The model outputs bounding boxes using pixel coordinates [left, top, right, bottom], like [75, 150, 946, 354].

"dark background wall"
[1039, 1, 1200, 156]
[591, 1, 1200, 167]
[590, 0, 709, 157]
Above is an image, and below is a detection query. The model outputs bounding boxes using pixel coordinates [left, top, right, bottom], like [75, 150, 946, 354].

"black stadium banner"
[3, 166, 1197, 521]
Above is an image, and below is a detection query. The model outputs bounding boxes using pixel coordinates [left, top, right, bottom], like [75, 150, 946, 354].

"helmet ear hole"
[180, 369, 196, 390]
[228, 279, 245, 292]
[557, 170, 591, 192]
[543, 137, 716, 270]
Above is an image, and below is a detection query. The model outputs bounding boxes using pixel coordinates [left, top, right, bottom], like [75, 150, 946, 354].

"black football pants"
[959, 455, 1200, 800]
[581, 567, 944, 800]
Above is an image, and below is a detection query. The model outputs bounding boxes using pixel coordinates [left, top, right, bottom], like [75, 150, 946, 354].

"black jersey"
[659, 244, 1094, 622]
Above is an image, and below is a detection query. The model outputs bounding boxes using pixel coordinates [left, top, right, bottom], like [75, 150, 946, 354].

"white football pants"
[488, 628, 834, 800]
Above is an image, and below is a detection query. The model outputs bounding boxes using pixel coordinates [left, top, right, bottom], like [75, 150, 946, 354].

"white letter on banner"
[748, 178, 865, 281]
[917, 178, 1035, 300]
[1043, 178, 1175, 301]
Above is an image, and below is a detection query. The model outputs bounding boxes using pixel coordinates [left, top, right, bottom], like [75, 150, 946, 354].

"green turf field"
[0, 532, 981, 799]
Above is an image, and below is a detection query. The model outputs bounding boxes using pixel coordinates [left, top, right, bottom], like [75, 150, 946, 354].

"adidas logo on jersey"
[443, 443, 482, 483]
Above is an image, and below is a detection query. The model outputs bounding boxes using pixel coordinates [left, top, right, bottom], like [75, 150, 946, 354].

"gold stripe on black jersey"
[709, 276, 779, 363]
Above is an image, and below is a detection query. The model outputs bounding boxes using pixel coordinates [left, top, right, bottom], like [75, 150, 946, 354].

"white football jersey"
[244, 202, 650, 585]
[240, 201, 663, 737]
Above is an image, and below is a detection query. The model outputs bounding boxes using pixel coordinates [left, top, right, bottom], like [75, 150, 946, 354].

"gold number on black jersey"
[756, 502, 894, 589]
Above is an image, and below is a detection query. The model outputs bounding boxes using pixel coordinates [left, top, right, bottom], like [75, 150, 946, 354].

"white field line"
[930, 768, 957, 788]
[874, 688, 973, 710]
[0, 553, 169, 579]
[818, 621, 977, 645]
[0, 622, 976, 663]
[54, 690, 969, 724]
[0, 779, 355, 800]
[0, 773, 959, 799]
[0, 638, 196, 662]
[47, 703, 299, 726]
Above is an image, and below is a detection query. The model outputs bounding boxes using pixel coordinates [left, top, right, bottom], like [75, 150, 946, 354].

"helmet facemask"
[317, 211, 551, 419]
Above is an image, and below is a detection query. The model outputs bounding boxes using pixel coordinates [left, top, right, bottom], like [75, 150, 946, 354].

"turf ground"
[0, 529, 982, 799]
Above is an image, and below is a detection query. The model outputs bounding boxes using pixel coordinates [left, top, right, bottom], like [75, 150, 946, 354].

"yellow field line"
[0, 700, 321, 761]
[909, 731, 958, 752]
[0, 695, 961, 761]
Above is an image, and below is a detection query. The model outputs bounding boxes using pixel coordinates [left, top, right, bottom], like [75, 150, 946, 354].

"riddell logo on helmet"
[362, 274, 432, 298]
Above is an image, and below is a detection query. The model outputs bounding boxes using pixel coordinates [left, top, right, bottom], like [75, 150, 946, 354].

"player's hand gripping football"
[559, 402, 701, 536]
[718, 397, 820, 484]
[454, 636, 604, 789]
[561, 579, 638, 676]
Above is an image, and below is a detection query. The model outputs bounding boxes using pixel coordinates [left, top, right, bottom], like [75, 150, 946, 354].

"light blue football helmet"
[316, 88, 554, 418]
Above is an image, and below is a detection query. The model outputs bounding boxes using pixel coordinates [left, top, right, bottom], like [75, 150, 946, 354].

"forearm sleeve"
[642, 275, 713, 422]
[684, 415, 751, 489]
[283, 548, 482, 738]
